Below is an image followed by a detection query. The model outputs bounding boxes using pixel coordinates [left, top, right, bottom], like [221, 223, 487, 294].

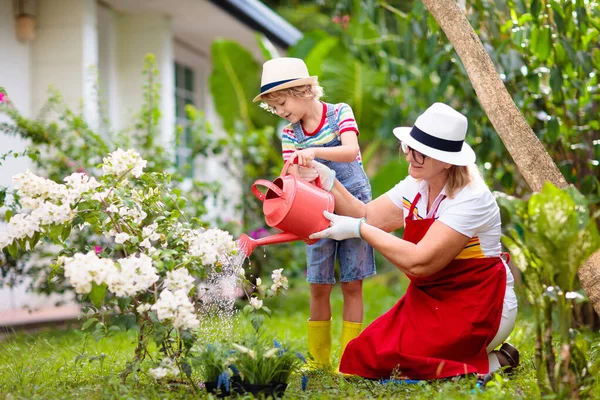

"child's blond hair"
[261, 84, 324, 103]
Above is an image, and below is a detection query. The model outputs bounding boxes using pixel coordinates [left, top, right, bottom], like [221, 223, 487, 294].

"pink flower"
[94, 246, 102, 255]
[250, 227, 269, 239]
[0, 92, 7, 103]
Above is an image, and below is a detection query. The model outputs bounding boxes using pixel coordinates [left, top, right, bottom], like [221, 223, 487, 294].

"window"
[174, 62, 195, 177]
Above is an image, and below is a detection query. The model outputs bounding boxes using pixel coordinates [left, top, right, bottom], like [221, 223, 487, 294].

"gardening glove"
[309, 211, 365, 241]
[310, 160, 336, 192]
[297, 165, 318, 183]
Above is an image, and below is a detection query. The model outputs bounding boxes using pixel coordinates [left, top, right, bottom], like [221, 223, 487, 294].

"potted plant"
[193, 342, 242, 397]
[230, 336, 304, 398]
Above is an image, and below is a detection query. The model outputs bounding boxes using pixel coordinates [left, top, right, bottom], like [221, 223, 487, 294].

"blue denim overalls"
[291, 102, 375, 283]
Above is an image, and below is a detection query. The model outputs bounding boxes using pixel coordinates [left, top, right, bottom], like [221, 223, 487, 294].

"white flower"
[102, 148, 147, 178]
[264, 348, 279, 358]
[149, 357, 179, 381]
[164, 268, 195, 293]
[270, 268, 289, 293]
[63, 173, 101, 202]
[109, 253, 159, 297]
[184, 228, 237, 267]
[231, 343, 256, 359]
[255, 278, 262, 287]
[142, 223, 161, 241]
[114, 232, 130, 244]
[137, 303, 152, 313]
[151, 289, 199, 330]
[249, 297, 263, 310]
[63, 251, 117, 294]
[566, 291, 584, 300]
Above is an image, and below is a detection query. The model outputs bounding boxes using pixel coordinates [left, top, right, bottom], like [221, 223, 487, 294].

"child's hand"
[293, 149, 316, 167]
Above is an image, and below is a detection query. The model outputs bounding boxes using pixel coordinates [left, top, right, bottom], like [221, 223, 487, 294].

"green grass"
[0, 271, 597, 399]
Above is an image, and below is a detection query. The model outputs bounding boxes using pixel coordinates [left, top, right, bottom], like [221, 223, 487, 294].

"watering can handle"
[251, 179, 283, 202]
[280, 155, 325, 189]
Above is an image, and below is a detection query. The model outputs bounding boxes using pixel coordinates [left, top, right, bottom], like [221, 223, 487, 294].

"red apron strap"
[407, 192, 421, 221]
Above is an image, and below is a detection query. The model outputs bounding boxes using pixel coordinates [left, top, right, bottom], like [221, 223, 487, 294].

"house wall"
[1, 0, 292, 316]
[0, 0, 33, 188]
[114, 13, 175, 143]
[31, 0, 99, 129]
[0, 0, 34, 311]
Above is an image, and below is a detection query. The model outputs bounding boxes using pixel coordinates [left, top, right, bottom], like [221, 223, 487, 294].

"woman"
[309, 103, 519, 380]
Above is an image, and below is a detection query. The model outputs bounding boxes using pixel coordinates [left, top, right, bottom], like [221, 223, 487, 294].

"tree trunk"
[422, 0, 600, 315]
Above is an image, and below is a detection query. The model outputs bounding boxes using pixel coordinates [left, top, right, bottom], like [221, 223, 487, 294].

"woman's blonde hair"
[445, 164, 482, 198]
[261, 84, 324, 103]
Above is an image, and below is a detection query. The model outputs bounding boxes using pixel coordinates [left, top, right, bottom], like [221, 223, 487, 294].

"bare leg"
[310, 283, 333, 321]
[341, 280, 363, 323]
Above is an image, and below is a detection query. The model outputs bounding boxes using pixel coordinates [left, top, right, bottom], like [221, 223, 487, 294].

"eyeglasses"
[401, 142, 427, 165]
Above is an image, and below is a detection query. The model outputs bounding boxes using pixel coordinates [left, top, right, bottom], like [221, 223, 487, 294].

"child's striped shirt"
[281, 102, 363, 164]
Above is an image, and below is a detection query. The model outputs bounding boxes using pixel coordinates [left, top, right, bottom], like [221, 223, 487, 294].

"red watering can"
[238, 157, 335, 256]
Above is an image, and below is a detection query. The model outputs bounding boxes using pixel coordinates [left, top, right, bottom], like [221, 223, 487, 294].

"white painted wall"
[114, 13, 174, 145]
[0, 0, 34, 311]
[0, 0, 33, 185]
[31, 0, 99, 129]
[97, 2, 118, 134]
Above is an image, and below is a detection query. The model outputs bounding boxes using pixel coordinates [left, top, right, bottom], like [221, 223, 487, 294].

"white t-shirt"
[386, 175, 502, 257]
[386, 175, 517, 310]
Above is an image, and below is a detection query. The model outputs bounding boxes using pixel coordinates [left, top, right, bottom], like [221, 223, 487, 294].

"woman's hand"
[309, 211, 364, 241]
[293, 149, 316, 167]
[310, 160, 335, 191]
[297, 166, 318, 182]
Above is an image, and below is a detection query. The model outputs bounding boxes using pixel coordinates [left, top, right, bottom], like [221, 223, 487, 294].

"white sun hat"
[253, 57, 318, 102]
[393, 102, 476, 166]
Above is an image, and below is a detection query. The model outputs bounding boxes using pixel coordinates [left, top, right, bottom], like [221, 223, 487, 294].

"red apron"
[339, 193, 506, 380]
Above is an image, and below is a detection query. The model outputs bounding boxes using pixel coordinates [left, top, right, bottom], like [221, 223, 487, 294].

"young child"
[253, 57, 375, 368]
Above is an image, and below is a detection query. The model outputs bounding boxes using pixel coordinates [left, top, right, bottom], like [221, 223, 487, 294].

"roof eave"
[207, 0, 302, 48]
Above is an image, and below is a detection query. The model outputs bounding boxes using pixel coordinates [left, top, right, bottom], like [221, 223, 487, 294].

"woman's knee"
[341, 280, 363, 298]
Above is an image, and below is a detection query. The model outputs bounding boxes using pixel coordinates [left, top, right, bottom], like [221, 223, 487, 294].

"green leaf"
[81, 317, 98, 331]
[303, 36, 339, 79]
[549, 67, 563, 98]
[533, 26, 552, 62]
[209, 39, 276, 132]
[4, 209, 13, 222]
[261, 306, 272, 317]
[61, 225, 72, 242]
[250, 313, 265, 333]
[255, 34, 279, 61]
[287, 29, 330, 60]
[181, 361, 192, 378]
[319, 47, 389, 139]
[546, 117, 560, 144]
[7, 241, 18, 258]
[117, 296, 132, 313]
[550, 2, 565, 33]
[89, 283, 107, 308]
[530, 0, 542, 16]
[369, 158, 409, 199]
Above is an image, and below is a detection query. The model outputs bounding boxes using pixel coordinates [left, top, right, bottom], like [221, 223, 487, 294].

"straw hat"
[393, 103, 475, 166]
[253, 57, 318, 102]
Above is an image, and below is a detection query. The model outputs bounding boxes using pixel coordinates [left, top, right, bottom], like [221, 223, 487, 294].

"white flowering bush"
[0, 148, 291, 384]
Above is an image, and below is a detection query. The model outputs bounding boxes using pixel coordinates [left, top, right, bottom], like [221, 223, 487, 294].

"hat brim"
[253, 76, 319, 102]
[393, 127, 476, 166]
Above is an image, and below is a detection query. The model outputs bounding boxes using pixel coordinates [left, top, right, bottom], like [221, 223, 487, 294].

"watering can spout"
[238, 231, 306, 257]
